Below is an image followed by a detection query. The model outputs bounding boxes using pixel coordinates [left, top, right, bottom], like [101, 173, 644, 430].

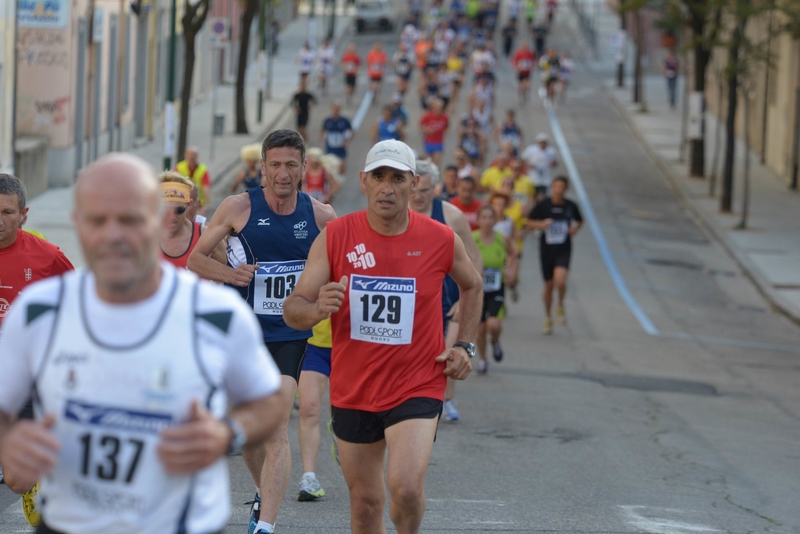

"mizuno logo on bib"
[350, 275, 416, 345]
[254, 260, 305, 315]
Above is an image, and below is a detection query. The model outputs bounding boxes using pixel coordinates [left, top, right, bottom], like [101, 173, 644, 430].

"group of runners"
[0, 2, 589, 534]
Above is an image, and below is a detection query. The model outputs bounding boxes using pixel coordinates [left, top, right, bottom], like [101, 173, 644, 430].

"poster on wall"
[18, 0, 70, 29]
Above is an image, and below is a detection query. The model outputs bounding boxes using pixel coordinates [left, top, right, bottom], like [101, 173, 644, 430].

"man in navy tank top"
[189, 130, 336, 534]
[410, 159, 483, 423]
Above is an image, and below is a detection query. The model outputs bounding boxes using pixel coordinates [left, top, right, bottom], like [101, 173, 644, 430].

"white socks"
[255, 520, 275, 533]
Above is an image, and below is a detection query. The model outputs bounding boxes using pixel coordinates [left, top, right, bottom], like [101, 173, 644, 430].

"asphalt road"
[2, 4, 800, 534]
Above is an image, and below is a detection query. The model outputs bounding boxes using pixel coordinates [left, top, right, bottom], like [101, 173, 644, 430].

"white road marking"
[619, 505, 722, 534]
[351, 89, 374, 130]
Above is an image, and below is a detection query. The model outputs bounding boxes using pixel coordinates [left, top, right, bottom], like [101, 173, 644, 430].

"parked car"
[355, 0, 394, 33]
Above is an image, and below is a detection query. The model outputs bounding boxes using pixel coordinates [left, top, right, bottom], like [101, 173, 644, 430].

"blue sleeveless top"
[431, 198, 460, 311]
[227, 187, 320, 342]
[378, 117, 400, 141]
[243, 169, 263, 190]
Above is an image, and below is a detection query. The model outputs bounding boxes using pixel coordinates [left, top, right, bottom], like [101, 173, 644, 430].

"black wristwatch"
[453, 341, 476, 359]
[223, 416, 247, 456]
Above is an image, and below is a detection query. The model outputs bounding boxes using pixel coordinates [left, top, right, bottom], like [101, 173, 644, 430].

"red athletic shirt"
[420, 112, 449, 144]
[326, 210, 454, 411]
[449, 197, 483, 230]
[512, 49, 536, 74]
[305, 168, 326, 194]
[341, 52, 361, 75]
[367, 50, 388, 78]
[161, 221, 202, 269]
[0, 230, 73, 324]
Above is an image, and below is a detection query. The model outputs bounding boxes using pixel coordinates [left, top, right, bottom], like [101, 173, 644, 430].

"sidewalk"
[25, 8, 353, 268]
[605, 74, 800, 324]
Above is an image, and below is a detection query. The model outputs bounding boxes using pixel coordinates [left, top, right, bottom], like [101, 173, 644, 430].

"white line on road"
[351, 89, 374, 131]
[545, 105, 800, 354]
[619, 505, 722, 534]
[546, 107, 660, 336]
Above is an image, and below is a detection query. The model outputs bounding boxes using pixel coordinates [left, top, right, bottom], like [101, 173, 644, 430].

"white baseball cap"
[535, 133, 550, 143]
[364, 140, 416, 173]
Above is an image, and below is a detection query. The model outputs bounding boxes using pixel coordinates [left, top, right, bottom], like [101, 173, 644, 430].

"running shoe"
[542, 319, 553, 335]
[22, 483, 41, 527]
[477, 359, 488, 374]
[555, 306, 566, 325]
[327, 419, 340, 466]
[442, 399, 460, 422]
[492, 340, 504, 362]
[245, 493, 261, 534]
[511, 285, 519, 303]
[297, 474, 326, 502]
[293, 391, 300, 410]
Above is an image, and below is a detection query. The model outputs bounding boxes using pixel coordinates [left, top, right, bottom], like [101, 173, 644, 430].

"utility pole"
[267, 0, 274, 99]
[617, 10, 626, 87]
[163, 0, 177, 170]
[327, 0, 336, 41]
[257, 0, 267, 122]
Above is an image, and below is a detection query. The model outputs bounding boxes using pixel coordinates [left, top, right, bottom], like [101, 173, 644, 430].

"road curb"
[602, 83, 800, 328]
[212, 17, 356, 196]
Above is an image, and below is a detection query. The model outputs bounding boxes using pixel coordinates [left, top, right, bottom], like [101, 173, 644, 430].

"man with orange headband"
[159, 171, 226, 270]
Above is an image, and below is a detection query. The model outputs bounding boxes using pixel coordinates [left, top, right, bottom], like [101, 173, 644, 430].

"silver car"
[355, 0, 394, 33]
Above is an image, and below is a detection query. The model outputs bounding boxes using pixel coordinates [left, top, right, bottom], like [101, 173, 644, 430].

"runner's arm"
[444, 201, 483, 272]
[448, 233, 482, 343]
[188, 195, 254, 285]
[201, 224, 228, 265]
[325, 170, 341, 201]
[283, 230, 342, 331]
[311, 197, 337, 231]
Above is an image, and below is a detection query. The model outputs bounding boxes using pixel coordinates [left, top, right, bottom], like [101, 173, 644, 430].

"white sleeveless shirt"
[0, 264, 281, 534]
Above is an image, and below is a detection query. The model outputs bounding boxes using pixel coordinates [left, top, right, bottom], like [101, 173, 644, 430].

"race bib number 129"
[350, 275, 416, 345]
[253, 260, 305, 315]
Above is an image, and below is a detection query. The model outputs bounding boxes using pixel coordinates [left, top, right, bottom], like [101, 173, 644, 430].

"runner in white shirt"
[521, 133, 559, 201]
[317, 39, 336, 95]
[0, 154, 286, 534]
[296, 42, 316, 80]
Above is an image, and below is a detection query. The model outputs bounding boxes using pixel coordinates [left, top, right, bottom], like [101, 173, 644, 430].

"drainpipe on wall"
[11, 0, 19, 175]
[760, 9, 773, 165]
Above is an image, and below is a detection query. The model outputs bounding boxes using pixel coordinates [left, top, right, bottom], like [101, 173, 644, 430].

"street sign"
[209, 17, 229, 49]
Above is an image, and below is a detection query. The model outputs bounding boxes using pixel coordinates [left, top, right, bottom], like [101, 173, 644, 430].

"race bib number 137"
[350, 275, 416, 345]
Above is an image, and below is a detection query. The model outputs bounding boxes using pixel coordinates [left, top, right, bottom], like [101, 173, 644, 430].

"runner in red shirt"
[0, 175, 73, 326]
[0, 173, 72, 525]
[158, 172, 226, 269]
[511, 41, 537, 104]
[448, 176, 484, 230]
[340, 43, 361, 105]
[284, 140, 482, 534]
[419, 98, 449, 166]
[366, 41, 388, 102]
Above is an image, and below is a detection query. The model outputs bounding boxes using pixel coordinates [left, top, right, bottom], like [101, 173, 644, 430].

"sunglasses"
[172, 206, 187, 215]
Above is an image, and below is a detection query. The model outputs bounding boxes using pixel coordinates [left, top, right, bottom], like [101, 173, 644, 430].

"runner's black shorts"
[332, 397, 442, 443]
[518, 71, 531, 81]
[540, 243, 572, 281]
[481, 288, 505, 322]
[345, 74, 356, 87]
[266, 339, 307, 382]
[296, 113, 309, 128]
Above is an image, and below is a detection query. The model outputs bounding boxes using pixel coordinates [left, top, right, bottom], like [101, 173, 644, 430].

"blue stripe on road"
[545, 107, 661, 336]
[352, 90, 374, 131]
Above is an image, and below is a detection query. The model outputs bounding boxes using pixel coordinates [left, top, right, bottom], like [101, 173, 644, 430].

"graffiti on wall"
[18, 29, 68, 70]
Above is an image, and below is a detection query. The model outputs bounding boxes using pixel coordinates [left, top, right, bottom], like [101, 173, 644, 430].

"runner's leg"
[339, 439, 388, 534]
[298, 370, 328, 474]
[477, 321, 488, 361]
[543, 280, 554, 319]
[385, 418, 439, 534]
[242, 375, 296, 526]
[486, 316, 502, 344]
[554, 266, 568, 307]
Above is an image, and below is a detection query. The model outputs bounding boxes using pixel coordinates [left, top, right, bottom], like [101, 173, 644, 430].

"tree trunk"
[689, 47, 709, 177]
[633, 9, 643, 105]
[178, 30, 196, 159]
[739, 86, 751, 228]
[688, 10, 710, 178]
[721, 48, 741, 213]
[236, 0, 259, 134]
[709, 73, 724, 197]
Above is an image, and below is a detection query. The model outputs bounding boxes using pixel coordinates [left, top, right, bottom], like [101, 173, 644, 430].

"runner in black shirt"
[292, 77, 317, 139]
[527, 176, 583, 334]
